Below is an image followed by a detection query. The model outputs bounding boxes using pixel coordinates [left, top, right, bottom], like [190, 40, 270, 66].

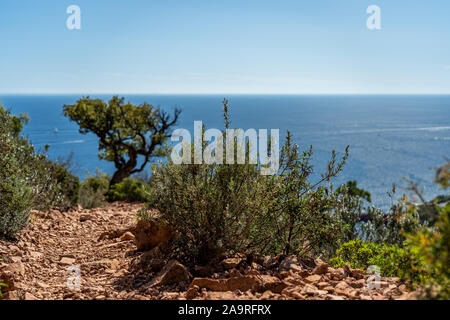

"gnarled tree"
[63, 96, 181, 186]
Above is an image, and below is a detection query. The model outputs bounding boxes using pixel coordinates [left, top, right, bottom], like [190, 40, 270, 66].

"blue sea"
[1, 94, 449, 209]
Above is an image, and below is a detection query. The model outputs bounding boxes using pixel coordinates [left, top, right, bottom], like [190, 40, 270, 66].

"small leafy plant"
[330, 239, 426, 283]
[106, 177, 151, 203]
[0, 282, 7, 298]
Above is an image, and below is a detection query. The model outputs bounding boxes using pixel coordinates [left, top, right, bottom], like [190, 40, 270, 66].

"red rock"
[225, 276, 262, 292]
[59, 257, 76, 265]
[312, 262, 328, 275]
[135, 219, 173, 251]
[119, 231, 135, 241]
[349, 279, 365, 289]
[0, 270, 15, 291]
[150, 260, 190, 287]
[259, 275, 288, 293]
[304, 275, 321, 284]
[190, 275, 263, 292]
[281, 287, 306, 300]
[3, 290, 20, 300]
[302, 284, 318, 296]
[185, 285, 200, 299]
[7, 262, 25, 276]
[80, 214, 94, 222]
[283, 276, 304, 286]
[24, 292, 39, 300]
[221, 258, 243, 269]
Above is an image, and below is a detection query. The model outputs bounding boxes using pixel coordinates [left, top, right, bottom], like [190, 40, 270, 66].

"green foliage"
[79, 171, 151, 208]
[78, 171, 110, 209]
[106, 177, 151, 202]
[261, 133, 349, 257]
[435, 161, 450, 188]
[360, 199, 423, 245]
[332, 162, 450, 298]
[54, 164, 80, 207]
[330, 240, 427, 283]
[405, 162, 450, 299]
[335, 182, 424, 245]
[333, 181, 372, 243]
[0, 104, 70, 238]
[63, 96, 181, 186]
[337, 181, 371, 202]
[148, 148, 270, 265]
[0, 282, 7, 298]
[333, 183, 366, 243]
[145, 100, 349, 265]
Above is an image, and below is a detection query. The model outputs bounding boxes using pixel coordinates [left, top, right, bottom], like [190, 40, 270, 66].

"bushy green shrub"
[106, 177, 151, 202]
[261, 133, 349, 258]
[1, 106, 57, 237]
[330, 239, 427, 283]
[51, 153, 80, 207]
[1, 104, 82, 238]
[145, 100, 349, 265]
[405, 162, 450, 299]
[79, 171, 151, 208]
[0, 107, 34, 237]
[78, 171, 110, 209]
[334, 183, 365, 242]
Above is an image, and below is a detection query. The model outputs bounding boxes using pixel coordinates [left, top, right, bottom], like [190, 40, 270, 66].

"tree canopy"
[63, 96, 181, 185]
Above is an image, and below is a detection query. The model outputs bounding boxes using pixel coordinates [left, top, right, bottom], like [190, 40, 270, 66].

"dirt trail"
[0, 202, 145, 300]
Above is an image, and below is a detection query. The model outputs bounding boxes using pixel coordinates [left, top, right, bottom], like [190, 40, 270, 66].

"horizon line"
[2, 92, 450, 96]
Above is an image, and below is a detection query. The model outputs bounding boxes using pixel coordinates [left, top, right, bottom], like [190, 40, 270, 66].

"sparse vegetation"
[331, 161, 449, 298]
[330, 240, 426, 283]
[79, 170, 151, 208]
[106, 177, 151, 203]
[0, 104, 78, 238]
[145, 100, 350, 265]
[78, 170, 110, 209]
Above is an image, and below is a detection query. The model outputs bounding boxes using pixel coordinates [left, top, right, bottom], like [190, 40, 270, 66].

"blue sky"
[1, 0, 450, 94]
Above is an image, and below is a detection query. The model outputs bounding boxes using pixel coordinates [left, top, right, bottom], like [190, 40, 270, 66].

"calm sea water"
[1, 94, 449, 209]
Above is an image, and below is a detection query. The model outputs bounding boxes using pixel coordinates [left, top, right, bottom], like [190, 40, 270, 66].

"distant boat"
[54, 128, 59, 133]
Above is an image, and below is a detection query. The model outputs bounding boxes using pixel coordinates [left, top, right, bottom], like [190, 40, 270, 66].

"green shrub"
[330, 239, 427, 283]
[106, 177, 151, 202]
[0, 105, 60, 237]
[78, 171, 110, 209]
[261, 133, 349, 258]
[79, 171, 151, 208]
[1, 104, 82, 238]
[51, 153, 80, 207]
[405, 162, 450, 299]
[334, 183, 365, 242]
[145, 100, 349, 265]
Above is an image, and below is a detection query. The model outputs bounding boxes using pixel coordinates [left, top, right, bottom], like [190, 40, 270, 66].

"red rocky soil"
[0, 202, 419, 300]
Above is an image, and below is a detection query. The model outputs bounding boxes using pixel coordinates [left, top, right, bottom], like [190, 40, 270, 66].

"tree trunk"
[109, 151, 138, 187]
[109, 168, 132, 187]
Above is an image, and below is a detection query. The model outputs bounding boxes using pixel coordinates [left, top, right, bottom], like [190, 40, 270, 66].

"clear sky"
[1, 0, 450, 94]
